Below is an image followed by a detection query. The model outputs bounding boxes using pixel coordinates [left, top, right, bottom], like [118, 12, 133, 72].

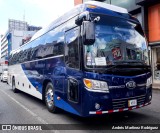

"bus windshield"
[85, 14, 149, 69]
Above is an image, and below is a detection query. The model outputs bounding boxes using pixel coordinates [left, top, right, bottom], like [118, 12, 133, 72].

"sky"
[0, 0, 74, 35]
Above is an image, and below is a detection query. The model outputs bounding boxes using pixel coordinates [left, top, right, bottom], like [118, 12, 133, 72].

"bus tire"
[45, 82, 58, 113]
[12, 77, 18, 93]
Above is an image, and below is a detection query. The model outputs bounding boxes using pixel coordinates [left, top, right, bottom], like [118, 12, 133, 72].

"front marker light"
[83, 79, 92, 89]
[146, 77, 152, 88]
[83, 78, 109, 92]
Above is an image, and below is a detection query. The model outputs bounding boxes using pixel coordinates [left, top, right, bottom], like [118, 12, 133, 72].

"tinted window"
[65, 27, 79, 69]
[11, 52, 19, 65]
[9, 26, 65, 65]
[21, 50, 28, 62]
[31, 36, 46, 60]
[35, 28, 64, 59]
[8, 54, 13, 65]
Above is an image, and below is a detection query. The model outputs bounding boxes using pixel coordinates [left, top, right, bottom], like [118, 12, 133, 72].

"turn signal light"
[83, 79, 92, 89]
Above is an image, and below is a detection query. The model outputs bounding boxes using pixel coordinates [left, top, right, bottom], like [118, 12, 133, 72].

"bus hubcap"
[46, 88, 54, 107]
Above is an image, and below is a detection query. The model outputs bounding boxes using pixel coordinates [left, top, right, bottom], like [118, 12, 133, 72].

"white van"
[1, 70, 8, 82]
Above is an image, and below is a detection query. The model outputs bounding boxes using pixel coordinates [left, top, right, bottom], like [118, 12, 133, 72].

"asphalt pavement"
[0, 81, 160, 133]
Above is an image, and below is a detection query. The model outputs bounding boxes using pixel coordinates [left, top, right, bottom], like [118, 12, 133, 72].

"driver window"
[65, 27, 79, 69]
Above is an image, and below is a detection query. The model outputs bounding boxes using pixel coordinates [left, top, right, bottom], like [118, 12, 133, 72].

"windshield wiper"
[105, 63, 150, 71]
[105, 64, 122, 71]
[113, 60, 145, 65]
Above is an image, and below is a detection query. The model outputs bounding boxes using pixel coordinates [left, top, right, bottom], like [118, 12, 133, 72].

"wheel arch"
[42, 79, 52, 101]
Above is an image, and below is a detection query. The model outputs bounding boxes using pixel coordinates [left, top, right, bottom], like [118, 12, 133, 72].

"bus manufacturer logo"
[126, 81, 136, 89]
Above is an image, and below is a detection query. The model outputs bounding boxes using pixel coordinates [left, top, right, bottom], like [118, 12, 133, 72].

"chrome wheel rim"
[45, 88, 54, 107]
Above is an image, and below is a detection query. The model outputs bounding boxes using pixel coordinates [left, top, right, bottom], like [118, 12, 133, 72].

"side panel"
[9, 64, 42, 99]
[7, 16, 84, 116]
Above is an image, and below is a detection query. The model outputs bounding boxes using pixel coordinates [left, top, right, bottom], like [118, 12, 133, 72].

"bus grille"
[112, 95, 146, 110]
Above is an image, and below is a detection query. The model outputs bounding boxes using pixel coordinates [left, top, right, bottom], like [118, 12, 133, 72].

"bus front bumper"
[82, 86, 152, 116]
[89, 102, 151, 115]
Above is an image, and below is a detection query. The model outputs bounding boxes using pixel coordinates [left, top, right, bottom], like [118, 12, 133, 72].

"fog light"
[57, 96, 61, 100]
[95, 103, 100, 110]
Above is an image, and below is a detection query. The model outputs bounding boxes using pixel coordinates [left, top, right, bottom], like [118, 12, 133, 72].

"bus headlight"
[146, 77, 152, 88]
[83, 78, 109, 92]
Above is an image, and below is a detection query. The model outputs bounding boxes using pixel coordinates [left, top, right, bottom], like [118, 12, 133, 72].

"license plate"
[128, 99, 137, 107]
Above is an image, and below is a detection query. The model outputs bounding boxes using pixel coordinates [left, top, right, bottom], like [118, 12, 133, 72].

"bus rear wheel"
[45, 82, 58, 113]
[12, 77, 18, 93]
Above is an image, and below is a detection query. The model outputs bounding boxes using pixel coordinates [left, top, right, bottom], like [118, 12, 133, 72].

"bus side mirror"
[82, 21, 95, 45]
[75, 11, 90, 26]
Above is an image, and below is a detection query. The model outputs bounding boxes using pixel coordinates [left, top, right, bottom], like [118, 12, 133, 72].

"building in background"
[74, 0, 82, 5]
[74, 0, 160, 88]
[0, 35, 3, 58]
[0, 19, 42, 59]
[8, 19, 28, 31]
[1, 31, 9, 59]
[136, 0, 160, 88]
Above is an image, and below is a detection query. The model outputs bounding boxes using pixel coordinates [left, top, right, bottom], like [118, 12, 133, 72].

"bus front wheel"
[12, 77, 18, 93]
[45, 82, 58, 113]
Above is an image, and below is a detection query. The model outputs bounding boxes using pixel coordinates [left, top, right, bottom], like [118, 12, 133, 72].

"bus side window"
[26, 48, 32, 61]
[11, 54, 15, 65]
[65, 28, 79, 69]
[18, 50, 24, 63]
[43, 29, 64, 58]
[14, 53, 19, 64]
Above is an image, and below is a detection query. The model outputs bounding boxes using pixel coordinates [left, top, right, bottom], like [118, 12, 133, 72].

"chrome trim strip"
[112, 101, 126, 103]
[138, 99, 145, 102]
[109, 85, 125, 89]
[112, 95, 146, 101]
[137, 83, 146, 87]
[109, 83, 146, 88]
[137, 96, 145, 99]
[113, 103, 125, 107]
[11, 55, 64, 65]
[84, 87, 109, 93]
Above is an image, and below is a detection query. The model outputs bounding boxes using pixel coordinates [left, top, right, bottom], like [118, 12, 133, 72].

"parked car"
[1, 70, 8, 82]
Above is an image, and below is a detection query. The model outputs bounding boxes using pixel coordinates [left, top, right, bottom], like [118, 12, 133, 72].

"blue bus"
[8, 1, 152, 117]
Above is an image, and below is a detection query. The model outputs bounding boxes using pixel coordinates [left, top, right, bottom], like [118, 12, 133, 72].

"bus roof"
[27, 1, 131, 45]
[85, 1, 128, 14]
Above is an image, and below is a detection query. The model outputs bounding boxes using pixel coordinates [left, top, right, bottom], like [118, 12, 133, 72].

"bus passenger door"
[53, 65, 66, 94]
[64, 27, 83, 115]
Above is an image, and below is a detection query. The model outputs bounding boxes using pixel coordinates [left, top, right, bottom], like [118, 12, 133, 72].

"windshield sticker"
[112, 47, 122, 60]
[95, 57, 106, 66]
